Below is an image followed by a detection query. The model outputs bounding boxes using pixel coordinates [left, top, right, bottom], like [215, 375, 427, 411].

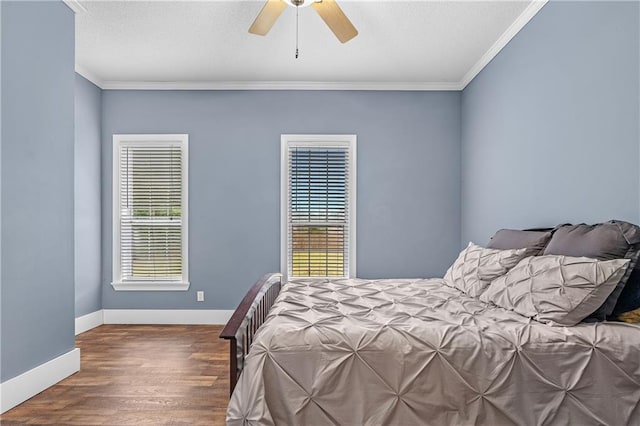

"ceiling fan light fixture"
[283, 0, 320, 8]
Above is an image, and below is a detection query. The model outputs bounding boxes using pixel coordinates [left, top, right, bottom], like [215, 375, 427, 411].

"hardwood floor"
[0, 325, 230, 425]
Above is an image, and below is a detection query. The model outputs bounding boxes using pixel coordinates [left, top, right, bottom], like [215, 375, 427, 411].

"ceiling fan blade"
[311, 0, 358, 43]
[249, 0, 287, 36]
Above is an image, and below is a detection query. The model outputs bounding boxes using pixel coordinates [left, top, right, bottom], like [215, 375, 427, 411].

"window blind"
[118, 144, 183, 281]
[288, 147, 350, 278]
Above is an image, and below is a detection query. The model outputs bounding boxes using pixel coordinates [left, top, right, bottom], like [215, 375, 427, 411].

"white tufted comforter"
[227, 278, 640, 425]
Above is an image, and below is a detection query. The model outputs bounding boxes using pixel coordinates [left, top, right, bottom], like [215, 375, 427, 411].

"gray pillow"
[487, 229, 553, 256]
[543, 220, 640, 318]
[481, 255, 630, 326]
[443, 242, 528, 298]
[543, 221, 640, 259]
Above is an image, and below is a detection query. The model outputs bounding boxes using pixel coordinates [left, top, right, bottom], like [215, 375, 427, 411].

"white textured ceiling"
[71, 0, 544, 90]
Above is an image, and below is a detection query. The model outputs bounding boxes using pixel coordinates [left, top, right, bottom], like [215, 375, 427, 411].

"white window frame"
[281, 134, 357, 281]
[112, 134, 189, 291]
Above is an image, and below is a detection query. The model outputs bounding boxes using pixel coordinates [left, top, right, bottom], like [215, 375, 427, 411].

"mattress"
[227, 278, 640, 425]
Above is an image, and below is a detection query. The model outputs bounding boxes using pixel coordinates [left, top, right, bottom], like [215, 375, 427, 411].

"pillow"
[486, 229, 553, 256]
[443, 242, 528, 298]
[481, 255, 630, 326]
[542, 220, 640, 319]
[543, 221, 640, 259]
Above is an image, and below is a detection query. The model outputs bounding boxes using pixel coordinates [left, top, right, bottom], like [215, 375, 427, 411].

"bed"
[221, 222, 640, 425]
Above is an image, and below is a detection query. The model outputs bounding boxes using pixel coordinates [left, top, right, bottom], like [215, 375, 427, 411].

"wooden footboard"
[219, 273, 283, 396]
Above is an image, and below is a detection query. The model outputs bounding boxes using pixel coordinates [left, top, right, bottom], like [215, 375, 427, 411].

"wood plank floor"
[0, 325, 230, 425]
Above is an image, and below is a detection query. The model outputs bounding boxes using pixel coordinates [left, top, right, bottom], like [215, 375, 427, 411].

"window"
[112, 134, 189, 291]
[281, 135, 356, 280]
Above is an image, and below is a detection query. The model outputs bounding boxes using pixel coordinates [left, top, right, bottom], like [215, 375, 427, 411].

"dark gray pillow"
[543, 220, 640, 319]
[487, 229, 553, 256]
[543, 221, 640, 259]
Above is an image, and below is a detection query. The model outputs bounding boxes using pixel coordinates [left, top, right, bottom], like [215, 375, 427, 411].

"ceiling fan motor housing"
[288, 0, 314, 7]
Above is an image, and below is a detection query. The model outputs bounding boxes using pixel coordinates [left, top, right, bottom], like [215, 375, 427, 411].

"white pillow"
[444, 242, 529, 298]
[481, 255, 630, 326]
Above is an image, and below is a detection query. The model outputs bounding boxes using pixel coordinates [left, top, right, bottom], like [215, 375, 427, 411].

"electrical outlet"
[196, 291, 205, 302]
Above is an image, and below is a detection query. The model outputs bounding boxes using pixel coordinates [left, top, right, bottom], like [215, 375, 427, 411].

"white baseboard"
[75, 310, 104, 335]
[76, 308, 232, 333]
[102, 309, 234, 325]
[0, 348, 80, 414]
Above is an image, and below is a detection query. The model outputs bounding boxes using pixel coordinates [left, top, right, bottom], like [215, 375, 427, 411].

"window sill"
[111, 281, 190, 291]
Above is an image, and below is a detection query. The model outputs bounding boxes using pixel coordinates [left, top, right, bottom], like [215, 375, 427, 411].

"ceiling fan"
[249, 0, 358, 44]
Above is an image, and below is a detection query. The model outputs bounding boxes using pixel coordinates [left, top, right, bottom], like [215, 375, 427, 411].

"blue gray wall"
[1, 1, 75, 381]
[101, 90, 462, 309]
[75, 74, 102, 317]
[461, 1, 640, 245]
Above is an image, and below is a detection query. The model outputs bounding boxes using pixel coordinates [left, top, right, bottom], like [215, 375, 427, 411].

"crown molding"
[63, 0, 87, 14]
[75, 65, 104, 88]
[97, 80, 464, 91]
[459, 0, 548, 89]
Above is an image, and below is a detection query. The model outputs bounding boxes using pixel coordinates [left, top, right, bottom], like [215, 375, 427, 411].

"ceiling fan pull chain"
[295, 5, 299, 59]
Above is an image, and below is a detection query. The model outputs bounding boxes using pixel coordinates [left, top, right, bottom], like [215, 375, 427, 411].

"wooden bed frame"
[219, 273, 283, 395]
